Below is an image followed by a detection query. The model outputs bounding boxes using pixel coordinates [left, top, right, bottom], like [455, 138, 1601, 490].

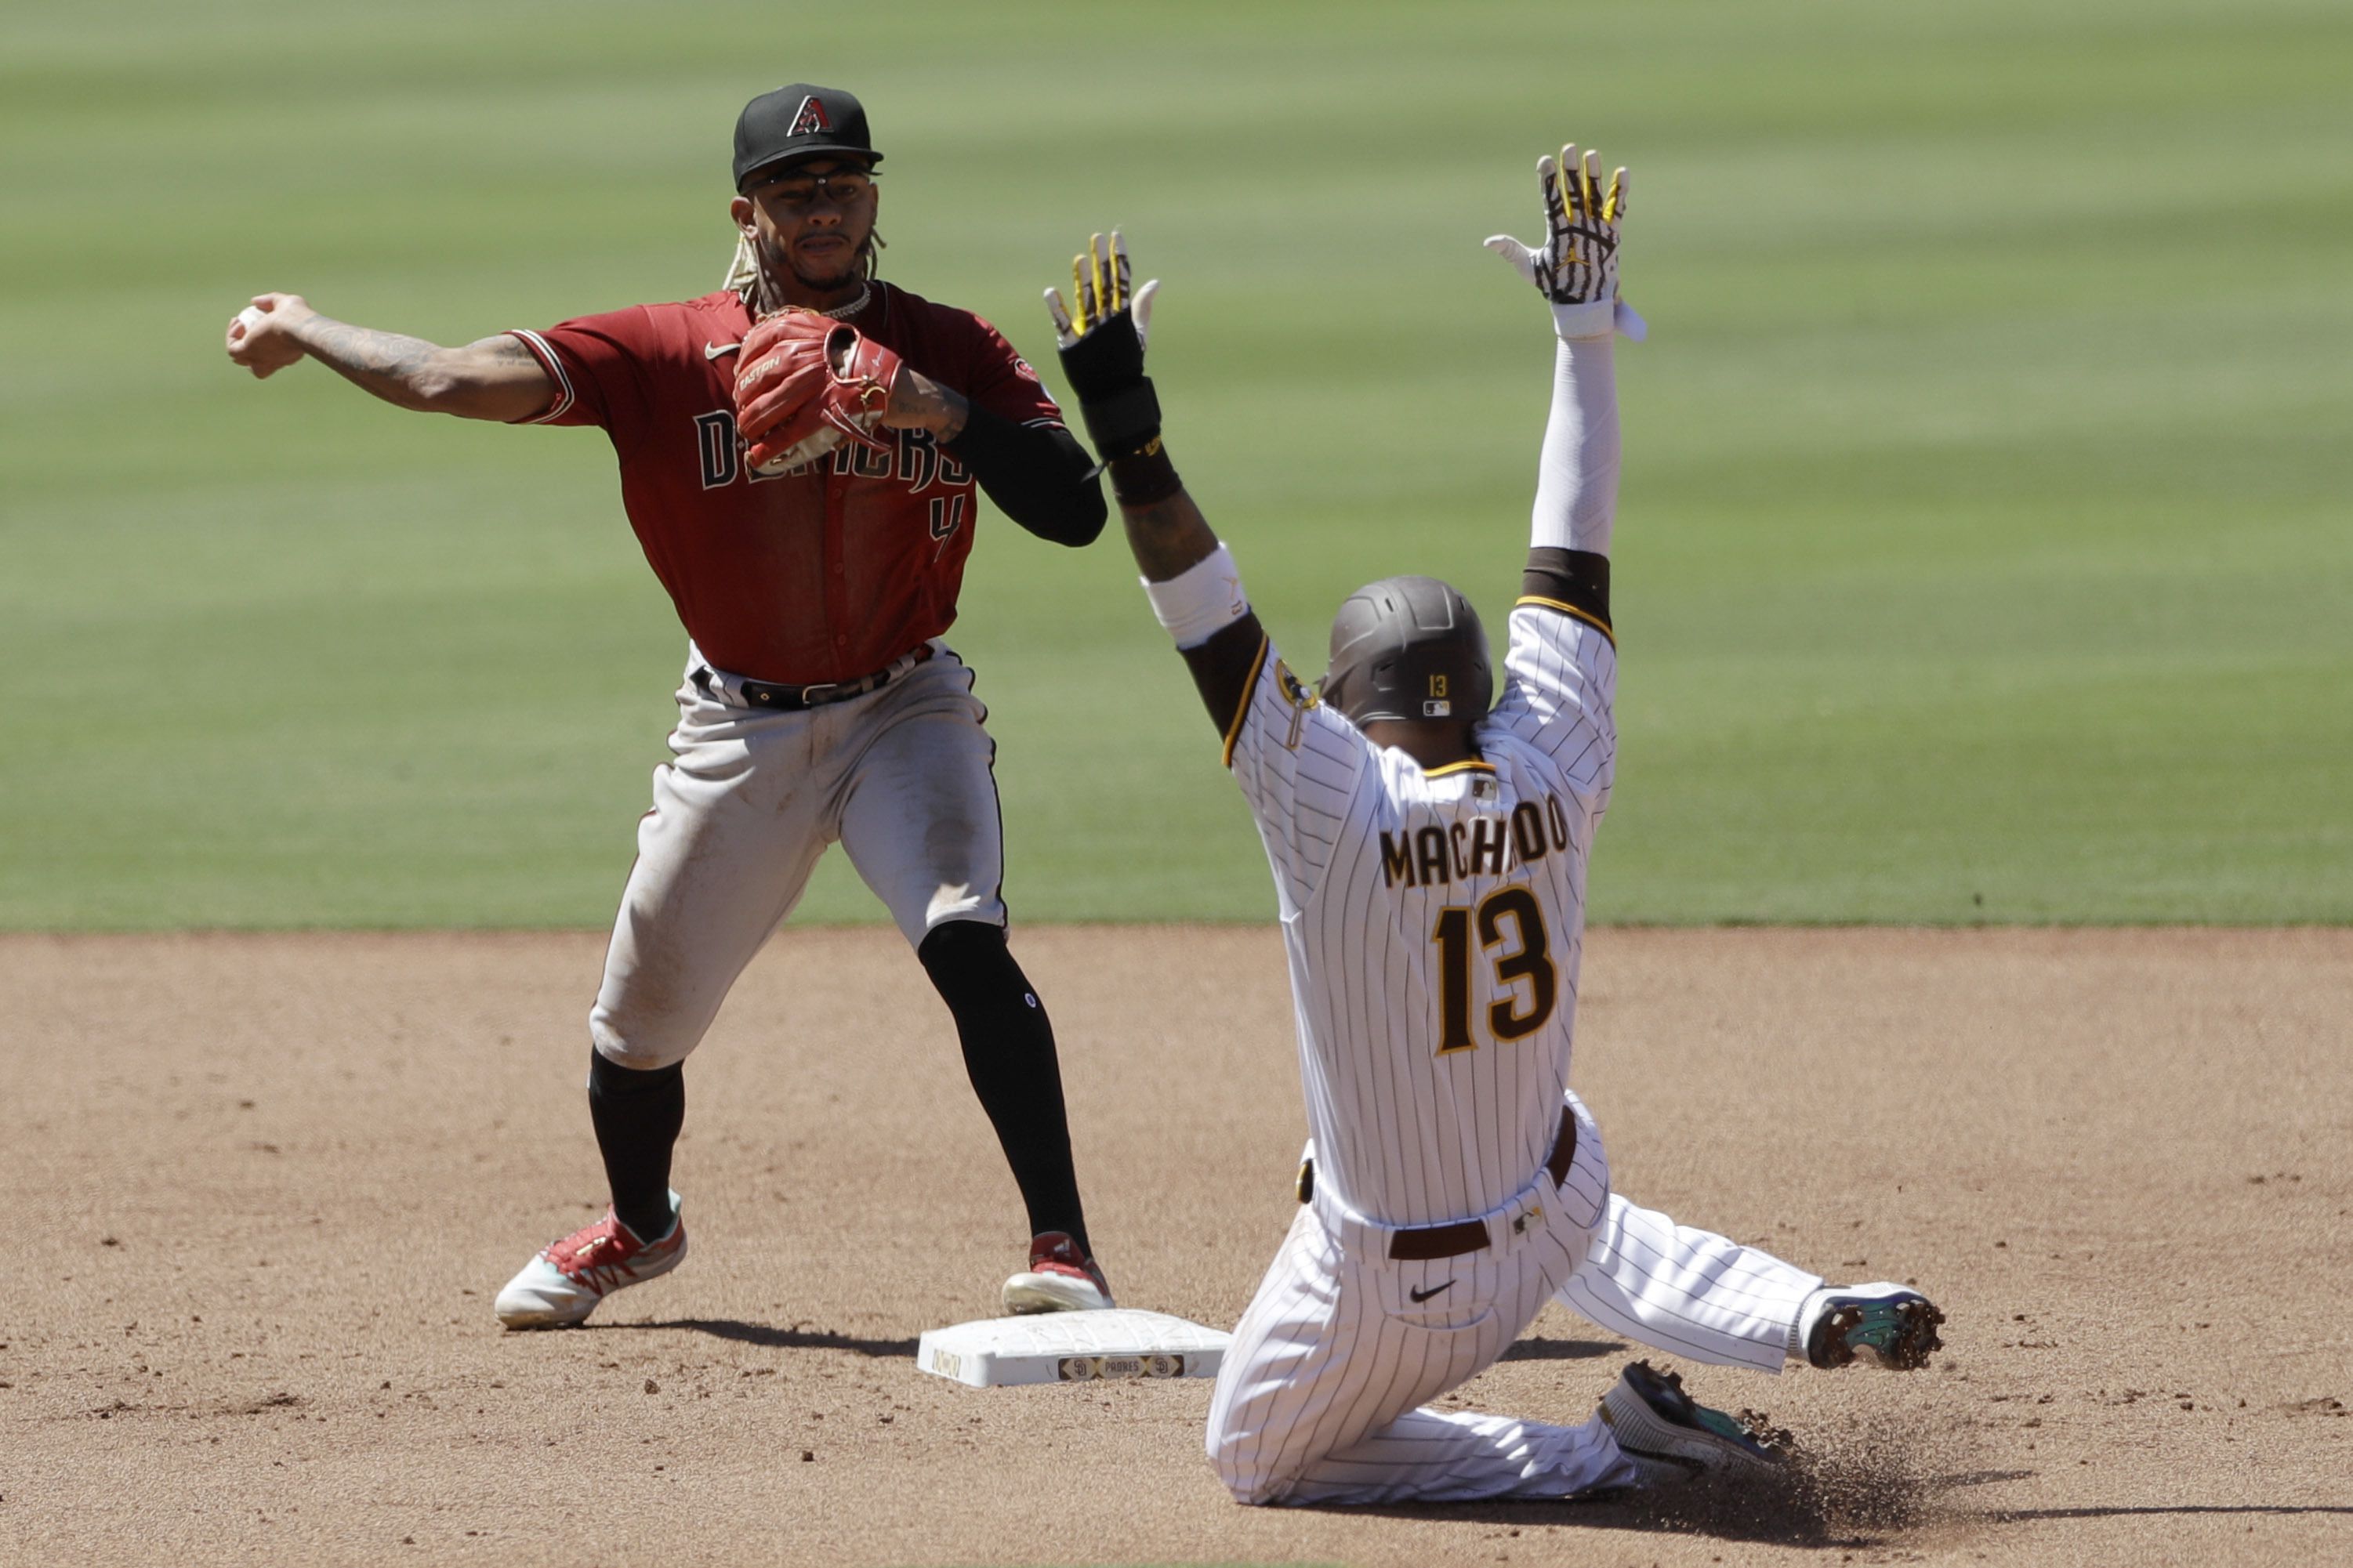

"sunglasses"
[753, 168, 876, 210]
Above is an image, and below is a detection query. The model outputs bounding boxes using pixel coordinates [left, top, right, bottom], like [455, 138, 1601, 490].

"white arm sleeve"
[1492, 310, 1624, 799]
[1528, 331, 1620, 558]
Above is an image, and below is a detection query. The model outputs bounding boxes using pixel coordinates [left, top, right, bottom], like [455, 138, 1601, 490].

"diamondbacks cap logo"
[789, 95, 832, 136]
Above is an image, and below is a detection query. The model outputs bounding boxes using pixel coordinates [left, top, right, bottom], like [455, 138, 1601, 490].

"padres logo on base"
[1059, 1354, 1188, 1381]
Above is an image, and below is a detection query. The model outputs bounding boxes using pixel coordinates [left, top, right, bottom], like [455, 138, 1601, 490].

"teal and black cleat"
[1598, 1360, 1789, 1488]
[1802, 1284, 1945, 1370]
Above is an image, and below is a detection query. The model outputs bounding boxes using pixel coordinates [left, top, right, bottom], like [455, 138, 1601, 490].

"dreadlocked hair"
[723, 231, 759, 297]
[726, 230, 886, 308]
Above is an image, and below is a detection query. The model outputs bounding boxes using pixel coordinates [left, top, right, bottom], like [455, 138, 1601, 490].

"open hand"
[1485, 145, 1644, 339]
[1044, 230, 1158, 353]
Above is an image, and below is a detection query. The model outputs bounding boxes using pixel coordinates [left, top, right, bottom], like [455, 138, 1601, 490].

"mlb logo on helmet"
[733, 82, 883, 192]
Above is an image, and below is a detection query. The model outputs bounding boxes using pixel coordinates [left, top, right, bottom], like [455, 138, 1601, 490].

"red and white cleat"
[1001, 1230, 1115, 1314]
[495, 1192, 687, 1330]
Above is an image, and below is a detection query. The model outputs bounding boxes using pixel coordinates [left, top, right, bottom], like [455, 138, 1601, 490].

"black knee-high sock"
[586, 1050, 684, 1242]
[917, 922, 1090, 1255]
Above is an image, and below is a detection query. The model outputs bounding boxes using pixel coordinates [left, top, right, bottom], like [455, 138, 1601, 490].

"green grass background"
[3, 0, 2347, 929]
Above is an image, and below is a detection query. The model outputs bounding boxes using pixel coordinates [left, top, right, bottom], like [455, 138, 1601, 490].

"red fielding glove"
[733, 308, 904, 473]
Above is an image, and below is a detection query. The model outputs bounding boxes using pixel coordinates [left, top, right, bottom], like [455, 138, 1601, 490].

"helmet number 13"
[1434, 886, 1558, 1054]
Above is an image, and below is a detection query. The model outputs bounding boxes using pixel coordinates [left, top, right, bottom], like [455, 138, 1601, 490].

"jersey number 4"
[1434, 887, 1558, 1053]
[927, 494, 968, 562]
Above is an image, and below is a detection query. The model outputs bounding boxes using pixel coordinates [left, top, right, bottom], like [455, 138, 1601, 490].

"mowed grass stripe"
[2, 0, 2347, 928]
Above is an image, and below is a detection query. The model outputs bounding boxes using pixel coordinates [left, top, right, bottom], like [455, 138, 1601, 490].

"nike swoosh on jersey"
[1408, 1280, 1455, 1304]
[705, 342, 741, 359]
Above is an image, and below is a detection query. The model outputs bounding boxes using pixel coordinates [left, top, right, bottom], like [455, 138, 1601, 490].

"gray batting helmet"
[1320, 575, 1492, 727]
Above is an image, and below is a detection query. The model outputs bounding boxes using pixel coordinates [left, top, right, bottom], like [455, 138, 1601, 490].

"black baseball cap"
[733, 84, 882, 190]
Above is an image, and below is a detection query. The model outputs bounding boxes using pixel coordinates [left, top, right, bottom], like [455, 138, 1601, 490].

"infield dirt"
[6, 927, 2348, 1566]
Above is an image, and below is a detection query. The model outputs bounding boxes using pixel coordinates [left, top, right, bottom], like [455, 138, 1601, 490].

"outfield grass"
[3, 0, 2347, 928]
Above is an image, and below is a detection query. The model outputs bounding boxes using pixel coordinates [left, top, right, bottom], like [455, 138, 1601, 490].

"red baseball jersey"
[507, 282, 1063, 684]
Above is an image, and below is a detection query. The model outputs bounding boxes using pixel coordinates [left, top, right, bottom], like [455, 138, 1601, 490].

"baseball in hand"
[233, 305, 267, 339]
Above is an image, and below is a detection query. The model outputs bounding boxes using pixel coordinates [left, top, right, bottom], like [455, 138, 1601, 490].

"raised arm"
[1485, 143, 1641, 632]
[1044, 234, 1259, 733]
[224, 292, 554, 423]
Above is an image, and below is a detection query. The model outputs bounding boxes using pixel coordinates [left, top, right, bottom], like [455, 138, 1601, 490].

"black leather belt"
[694, 644, 933, 712]
[1296, 1106, 1579, 1263]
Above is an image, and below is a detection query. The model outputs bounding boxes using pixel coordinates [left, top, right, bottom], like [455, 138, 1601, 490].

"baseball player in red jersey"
[224, 84, 1118, 1325]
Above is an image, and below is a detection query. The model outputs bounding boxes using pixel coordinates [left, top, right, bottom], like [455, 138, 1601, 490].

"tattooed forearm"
[288, 317, 454, 409]
[281, 320, 552, 422]
[1120, 487, 1221, 581]
[886, 368, 970, 440]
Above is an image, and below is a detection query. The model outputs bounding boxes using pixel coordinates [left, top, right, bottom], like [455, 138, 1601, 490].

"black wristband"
[1076, 378, 1162, 463]
[1108, 443, 1181, 508]
[1057, 307, 1162, 462]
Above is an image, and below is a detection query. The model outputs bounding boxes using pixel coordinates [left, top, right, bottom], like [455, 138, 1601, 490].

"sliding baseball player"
[1045, 140, 1944, 1504]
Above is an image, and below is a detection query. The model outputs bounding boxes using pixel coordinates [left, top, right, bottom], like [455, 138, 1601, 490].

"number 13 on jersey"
[1433, 886, 1558, 1054]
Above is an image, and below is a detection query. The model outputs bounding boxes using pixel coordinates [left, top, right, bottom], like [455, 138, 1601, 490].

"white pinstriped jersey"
[1224, 596, 1618, 1228]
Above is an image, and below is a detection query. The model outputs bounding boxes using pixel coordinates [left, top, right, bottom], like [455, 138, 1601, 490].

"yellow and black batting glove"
[1542, 143, 1626, 306]
[1485, 142, 1644, 339]
[1044, 230, 1163, 464]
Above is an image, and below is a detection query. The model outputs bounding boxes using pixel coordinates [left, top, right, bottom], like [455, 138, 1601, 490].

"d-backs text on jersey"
[691, 411, 973, 493]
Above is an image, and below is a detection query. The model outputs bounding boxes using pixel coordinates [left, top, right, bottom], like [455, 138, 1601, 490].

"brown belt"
[1296, 1106, 1579, 1263]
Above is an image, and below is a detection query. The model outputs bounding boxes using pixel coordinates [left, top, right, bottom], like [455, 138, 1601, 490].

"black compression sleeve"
[1521, 547, 1613, 637]
[916, 922, 1089, 1251]
[586, 1050, 684, 1243]
[945, 405, 1108, 546]
[1178, 613, 1267, 741]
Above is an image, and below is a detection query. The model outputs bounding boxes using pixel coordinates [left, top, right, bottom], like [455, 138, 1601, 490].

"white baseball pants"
[589, 643, 1006, 1070]
[1555, 1186, 1823, 1374]
[1207, 1091, 1822, 1505]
